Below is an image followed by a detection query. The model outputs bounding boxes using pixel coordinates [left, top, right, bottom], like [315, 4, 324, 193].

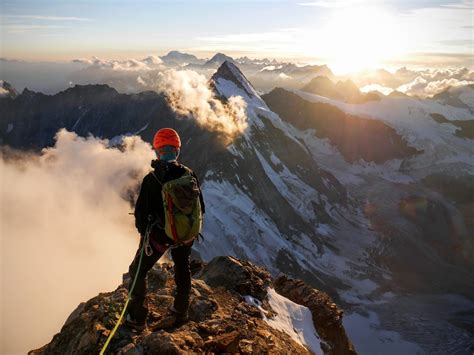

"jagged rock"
[197, 255, 272, 300]
[274, 274, 357, 355]
[30, 256, 354, 355]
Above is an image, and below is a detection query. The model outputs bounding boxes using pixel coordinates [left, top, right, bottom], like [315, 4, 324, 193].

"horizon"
[1, 0, 473, 74]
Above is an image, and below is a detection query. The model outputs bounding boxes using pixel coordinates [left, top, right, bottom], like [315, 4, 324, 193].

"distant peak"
[160, 51, 200, 64]
[211, 61, 257, 98]
[205, 53, 235, 66]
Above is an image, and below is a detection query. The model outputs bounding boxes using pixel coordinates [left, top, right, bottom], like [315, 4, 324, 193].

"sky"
[0, 0, 473, 71]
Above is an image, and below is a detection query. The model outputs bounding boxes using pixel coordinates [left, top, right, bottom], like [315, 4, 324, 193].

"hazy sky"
[1, 0, 473, 69]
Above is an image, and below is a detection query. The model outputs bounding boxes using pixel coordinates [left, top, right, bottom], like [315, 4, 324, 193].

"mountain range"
[1, 61, 474, 354]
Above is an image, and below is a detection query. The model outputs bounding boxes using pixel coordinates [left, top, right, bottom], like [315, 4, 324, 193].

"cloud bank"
[395, 68, 474, 97]
[156, 69, 248, 138]
[70, 58, 249, 138]
[0, 130, 154, 354]
[355, 66, 474, 98]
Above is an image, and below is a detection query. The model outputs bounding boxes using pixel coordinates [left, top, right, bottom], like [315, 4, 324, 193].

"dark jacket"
[134, 159, 205, 244]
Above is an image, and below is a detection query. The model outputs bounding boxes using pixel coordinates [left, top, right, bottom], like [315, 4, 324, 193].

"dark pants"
[127, 236, 192, 323]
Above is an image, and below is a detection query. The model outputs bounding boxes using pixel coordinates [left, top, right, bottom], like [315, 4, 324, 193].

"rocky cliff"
[29, 256, 355, 355]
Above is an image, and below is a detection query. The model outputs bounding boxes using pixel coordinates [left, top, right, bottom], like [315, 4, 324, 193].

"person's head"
[153, 128, 181, 161]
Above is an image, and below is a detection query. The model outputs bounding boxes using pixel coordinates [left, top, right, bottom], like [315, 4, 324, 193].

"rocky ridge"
[29, 256, 355, 355]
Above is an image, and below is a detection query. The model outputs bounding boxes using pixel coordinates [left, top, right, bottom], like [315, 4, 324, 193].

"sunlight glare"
[317, 6, 405, 74]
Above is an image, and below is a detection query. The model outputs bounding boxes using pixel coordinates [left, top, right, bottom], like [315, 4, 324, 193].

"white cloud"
[360, 84, 394, 95]
[194, 29, 304, 54]
[5, 24, 66, 34]
[354, 66, 474, 97]
[142, 55, 163, 66]
[298, 0, 361, 7]
[197, 30, 298, 44]
[1, 130, 154, 354]
[72, 56, 164, 72]
[4, 15, 91, 21]
[156, 69, 248, 138]
[397, 76, 474, 97]
[69, 59, 248, 138]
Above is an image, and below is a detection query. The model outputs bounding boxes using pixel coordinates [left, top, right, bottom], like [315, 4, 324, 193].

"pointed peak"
[205, 53, 235, 67]
[211, 61, 258, 99]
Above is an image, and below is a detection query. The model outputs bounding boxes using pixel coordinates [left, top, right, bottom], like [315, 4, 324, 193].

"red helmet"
[153, 128, 181, 150]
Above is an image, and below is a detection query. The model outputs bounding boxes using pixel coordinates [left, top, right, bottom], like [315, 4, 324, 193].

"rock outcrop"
[274, 275, 357, 355]
[29, 256, 355, 355]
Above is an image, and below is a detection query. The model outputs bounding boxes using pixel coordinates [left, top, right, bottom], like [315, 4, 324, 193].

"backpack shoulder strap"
[179, 164, 193, 177]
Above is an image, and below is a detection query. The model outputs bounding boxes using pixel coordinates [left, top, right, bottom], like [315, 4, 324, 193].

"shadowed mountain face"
[0, 84, 225, 174]
[262, 88, 422, 163]
[301, 76, 380, 104]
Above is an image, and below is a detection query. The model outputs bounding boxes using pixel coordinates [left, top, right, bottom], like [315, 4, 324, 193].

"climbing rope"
[99, 219, 156, 355]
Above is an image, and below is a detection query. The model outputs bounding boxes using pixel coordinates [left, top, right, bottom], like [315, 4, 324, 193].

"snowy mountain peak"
[211, 61, 260, 100]
[160, 50, 201, 64]
[205, 53, 235, 67]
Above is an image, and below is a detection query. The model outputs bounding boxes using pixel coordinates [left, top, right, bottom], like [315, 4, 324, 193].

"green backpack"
[153, 167, 203, 244]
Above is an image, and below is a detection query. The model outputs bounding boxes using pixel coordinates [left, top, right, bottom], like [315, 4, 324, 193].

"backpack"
[153, 167, 203, 244]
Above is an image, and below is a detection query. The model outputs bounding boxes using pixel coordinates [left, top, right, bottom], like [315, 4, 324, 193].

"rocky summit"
[29, 256, 355, 355]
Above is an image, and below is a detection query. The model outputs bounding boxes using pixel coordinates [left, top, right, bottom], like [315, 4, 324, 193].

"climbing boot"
[149, 306, 188, 330]
[124, 314, 146, 331]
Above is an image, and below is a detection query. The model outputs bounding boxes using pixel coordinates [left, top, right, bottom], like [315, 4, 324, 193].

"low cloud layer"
[356, 66, 474, 98]
[0, 130, 154, 354]
[156, 69, 248, 138]
[397, 75, 474, 97]
[70, 58, 249, 138]
[72, 55, 164, 71]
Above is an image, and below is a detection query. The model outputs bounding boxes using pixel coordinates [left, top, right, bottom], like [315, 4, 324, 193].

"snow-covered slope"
[292, 89, 474, 180]
[198, 64, 474, 354]
[198, 63, 376, 292]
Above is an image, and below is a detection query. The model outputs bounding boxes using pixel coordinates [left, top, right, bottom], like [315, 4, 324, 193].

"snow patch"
[245, 289, 323, 354]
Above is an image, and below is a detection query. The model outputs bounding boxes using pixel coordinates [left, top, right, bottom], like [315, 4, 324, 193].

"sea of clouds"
[2, 55, 473, 100]
[358, 67, 474, 97]
[0, 130, 154, 354]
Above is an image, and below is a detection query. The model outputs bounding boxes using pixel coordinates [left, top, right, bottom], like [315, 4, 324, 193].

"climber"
[125, 127, 205, 330]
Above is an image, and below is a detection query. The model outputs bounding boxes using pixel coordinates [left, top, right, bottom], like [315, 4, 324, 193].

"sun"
[316, 6, 405, 74]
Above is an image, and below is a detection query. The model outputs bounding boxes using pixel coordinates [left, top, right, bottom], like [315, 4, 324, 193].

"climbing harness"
[99, 218, 157, 355]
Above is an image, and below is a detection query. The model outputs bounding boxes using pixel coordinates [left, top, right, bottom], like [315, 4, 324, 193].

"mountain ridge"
[29, 256, 356, 355]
